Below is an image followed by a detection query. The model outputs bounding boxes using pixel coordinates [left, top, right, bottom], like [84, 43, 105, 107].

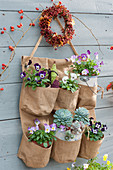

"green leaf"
[43, 142, 48, 148]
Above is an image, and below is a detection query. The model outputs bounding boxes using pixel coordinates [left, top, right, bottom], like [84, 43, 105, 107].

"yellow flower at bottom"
[67, 168, 71, 170]
[107, 160, 110, 165]
[103, 154, 108, 161]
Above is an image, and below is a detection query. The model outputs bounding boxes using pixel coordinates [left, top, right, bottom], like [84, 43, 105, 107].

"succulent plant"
[74, 107, 89, 125]
[53, 109, 73, 127]
[71, 121, 84, 135]
[65, 130, 74, 141]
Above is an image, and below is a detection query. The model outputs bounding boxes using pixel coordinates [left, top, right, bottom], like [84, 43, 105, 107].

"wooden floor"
[0, 0, 113, 169]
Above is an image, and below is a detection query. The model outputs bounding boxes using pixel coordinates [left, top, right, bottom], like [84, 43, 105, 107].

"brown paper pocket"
[54, 89, 79, 112]
[78, 134, 104, 159]
[51, 137, 81, 163]
[21, 85, 59, 116]
[17, 133, 52, 168]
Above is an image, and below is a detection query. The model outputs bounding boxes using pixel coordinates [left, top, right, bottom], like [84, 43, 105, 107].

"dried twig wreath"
[39, 3, 75, 49]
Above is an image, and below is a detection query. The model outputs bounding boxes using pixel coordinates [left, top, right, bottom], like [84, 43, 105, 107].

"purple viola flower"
[59, 125, 65, 132]
[50, 123, 57, 131]
[100, 61, 104, 65]
[95, 122, 101, 129]
[28, 126, 36, 134]
[27, 77, 31, 81]
[35, 125, 39, 131]
[81, 53, 88, 61]
[93, 65, 98, 70]
[76, 58, 81, 65]
[28, 60, 32, 65]
[91, 128, 98, 134]
[39, 71, 46, 79]
[94, 52, 98, 60]
[89, 117, 94, 120]
[101, 125, 107, 131]
[96, 61, 100, 67]
[65, 58, 70, 62]
[89, 120, 92, 127]
[44, 124, 51, 133]
[34, 119, 40, 126]
[82, 69, 89, 75]
[34, 63, 41, 71]
[96, 68, 101, 74]
[20, 72, 26, 79]
[35, 73, 39, 76]
[70, 55, 77, 63]
[87, 50, 91, 55]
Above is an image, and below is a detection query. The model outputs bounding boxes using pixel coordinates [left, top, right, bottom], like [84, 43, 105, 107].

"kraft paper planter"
[54, 88, 79, 112]
[78, 134, 104, 159]
[21, 85, 59, 116]
[51, 137, 81, 163]
[77, 84, 97, 120]
[18, 134, 52, 168]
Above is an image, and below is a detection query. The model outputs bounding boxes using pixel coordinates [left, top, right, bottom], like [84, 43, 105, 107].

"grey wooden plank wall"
[0, 0, 113, 169]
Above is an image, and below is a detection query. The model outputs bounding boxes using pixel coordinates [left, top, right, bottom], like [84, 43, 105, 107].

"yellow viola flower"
[67, 168, 71, 170]
[103, 154, 108, 161]
[107, 160, 110, 165]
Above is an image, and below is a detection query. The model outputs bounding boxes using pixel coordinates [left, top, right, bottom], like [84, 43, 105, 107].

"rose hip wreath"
[39, 3, 75, 49]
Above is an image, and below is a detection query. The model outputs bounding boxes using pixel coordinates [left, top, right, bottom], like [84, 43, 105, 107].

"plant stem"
[72, 15, 103, 55]
[0, 13, 42, 80]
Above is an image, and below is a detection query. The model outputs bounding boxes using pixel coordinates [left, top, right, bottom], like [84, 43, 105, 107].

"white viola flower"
[62, 76, 69, 84]
[83, 164, 89, 170]
[70, 73, 77, 81]
[82, 69, 89, 75]
[64, 70, 69, 76]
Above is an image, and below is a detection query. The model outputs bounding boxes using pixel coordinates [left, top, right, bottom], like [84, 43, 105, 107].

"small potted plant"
[78, 117, 108, 159]
[51, 109, 82, 163]
[70, 50, 104, 87]
[69, 107, 90, 141]
[20, 60, 59, 116]
[18, 119, 57, 168]
[54, 71, 79, 112]
[68, 153, 113, 170]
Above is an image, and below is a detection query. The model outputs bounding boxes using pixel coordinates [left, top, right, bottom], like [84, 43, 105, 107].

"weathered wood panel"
[0, 12, 113, 47]
[0, 108, 113, 170]
[0, 0, 113, 14]
[0, 76, 113, 120]
[0, 46, 113, 84]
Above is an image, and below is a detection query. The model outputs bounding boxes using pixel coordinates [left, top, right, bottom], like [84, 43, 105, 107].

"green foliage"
[74, 107, 89, 125]
[53, 109, 73, 127]
[60, 79, 79, 93]
[85, 120, 107, 141]
[71, 156, 113, 170]
[28, 129, 56, 148]
[73, 58, 99, 76]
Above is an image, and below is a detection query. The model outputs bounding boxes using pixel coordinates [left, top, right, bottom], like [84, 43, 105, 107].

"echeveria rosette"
[71, 50, 103, 76]
[53, 109, 73, 127]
